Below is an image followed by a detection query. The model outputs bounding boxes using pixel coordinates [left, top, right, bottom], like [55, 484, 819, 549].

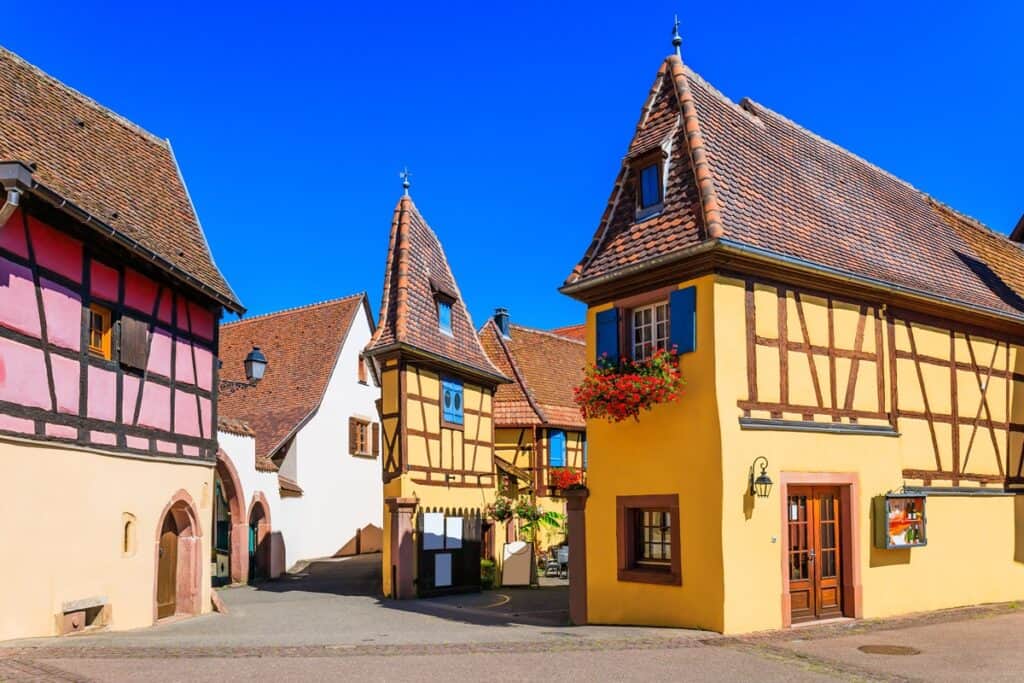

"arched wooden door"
[157, 514, 179, 618]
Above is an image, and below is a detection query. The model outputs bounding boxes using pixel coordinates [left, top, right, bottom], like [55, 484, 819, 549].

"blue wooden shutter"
[595, 308, 619, 363]
[549, 430, 566, 467]
[442, 379, 464, 424]
[670, 286, 696, 354]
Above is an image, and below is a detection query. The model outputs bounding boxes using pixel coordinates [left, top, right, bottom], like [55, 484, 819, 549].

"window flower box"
[573, 348, 684, 423]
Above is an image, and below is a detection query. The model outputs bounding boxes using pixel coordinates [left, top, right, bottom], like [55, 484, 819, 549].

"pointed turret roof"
[366, 195, 507, 385]
[563, 54, 1024, 323]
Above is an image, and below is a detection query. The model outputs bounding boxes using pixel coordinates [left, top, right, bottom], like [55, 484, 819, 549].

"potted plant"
[574, 348, 684, 422]
[487, 494, 515, 523]
[548, 467, 585, 495]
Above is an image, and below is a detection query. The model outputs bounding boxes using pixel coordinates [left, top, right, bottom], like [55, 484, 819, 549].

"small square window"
[631, 301, 670, 362]
[617, 494, 681, 585]
[438, 300, 452, 334]
[442, 378, 464, 426]
[349, 417, 378, 457]
[88, 304, 112, 360]
[639, 164, 661, 210]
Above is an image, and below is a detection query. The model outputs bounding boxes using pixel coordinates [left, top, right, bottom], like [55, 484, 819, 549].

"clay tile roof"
[365, 195, 508, 384]
[217, 416, 254, 437]
[0, 46, 241, 311]
[549, 324, 585, 342]
[218, 294, 370, 460]
[479, 320, 586, 429]
[278, 475, 303, 497]
[566, 54, 1024, 321]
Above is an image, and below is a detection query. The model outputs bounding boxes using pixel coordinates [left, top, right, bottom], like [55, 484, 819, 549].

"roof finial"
[671, 15, 682, 58]
[399, 167, 411, 196]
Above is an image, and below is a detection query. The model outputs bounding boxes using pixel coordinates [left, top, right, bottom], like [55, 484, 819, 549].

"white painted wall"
[278, 306, 382, 566]
[216, 301, 382, 575]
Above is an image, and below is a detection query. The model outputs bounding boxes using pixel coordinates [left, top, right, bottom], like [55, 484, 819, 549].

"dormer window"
[635, 156, 665, 221]
[438, 299, 452, 334]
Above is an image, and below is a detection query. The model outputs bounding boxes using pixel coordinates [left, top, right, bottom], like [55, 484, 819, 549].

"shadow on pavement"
[251, 553, 570, 629]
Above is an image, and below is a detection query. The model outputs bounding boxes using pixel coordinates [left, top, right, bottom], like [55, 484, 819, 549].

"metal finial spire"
[399, 167, 411, 196]
[672, 15, 682, 57]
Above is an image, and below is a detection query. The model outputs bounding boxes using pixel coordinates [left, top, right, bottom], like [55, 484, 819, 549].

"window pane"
[438, 301, 452, 332]
[640, 165, 660, 209]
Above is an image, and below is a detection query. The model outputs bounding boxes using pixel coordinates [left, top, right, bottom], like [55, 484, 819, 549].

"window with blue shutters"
[669, 286, 697, 354]
[441, 378, 463, 425]
[549, 429, 566, 468]
[595, 308, 620, 364]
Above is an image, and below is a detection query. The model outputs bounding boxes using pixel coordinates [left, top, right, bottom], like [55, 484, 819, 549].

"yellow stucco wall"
[1, 438, 212, 641]
[583, 274, 726, 630]
[715, 275, 1024, 633]
[582, 272, 1024, 634]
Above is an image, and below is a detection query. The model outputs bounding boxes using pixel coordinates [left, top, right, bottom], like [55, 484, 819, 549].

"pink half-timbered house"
[0, 46, 243, 640]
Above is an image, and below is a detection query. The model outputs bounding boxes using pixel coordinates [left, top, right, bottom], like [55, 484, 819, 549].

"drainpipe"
[0, 160, 34, 229]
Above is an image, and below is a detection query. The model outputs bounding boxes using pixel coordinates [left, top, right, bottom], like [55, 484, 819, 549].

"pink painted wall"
[199, 396, 212, 438]
[147, 328, 173, 377]
[195, 346, 213, 391]
[174, 389, 200, 437]
[90, 430, 117, 446]
[51, 354, 79, 414]
[137, 381, 170, 431]
[90, 260, 118, 303]
[0, 337, 49, 409]
[87, 366, 117, 421]
[122, 374, 140, 423]
[124, 268, 158, 316]
[188, 302, 214, 341]
[182, 445, 199, 457]
[28, 215, 82, 283]
[0, 413, 33, 434]
[0, 257, 41, 338]
[126, 435, 148, 450]
[45, 423, 77, 439]
[41, 278, 81, 351]
[156, 440, 176, 454]
[174, 339, 195, 385]
[0, 210, 28, 258]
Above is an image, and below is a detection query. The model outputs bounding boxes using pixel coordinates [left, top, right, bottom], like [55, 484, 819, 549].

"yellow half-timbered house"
[479, 311, 587, 551]
[560, 44, 1024, 633]
[365, 192, 509, 598]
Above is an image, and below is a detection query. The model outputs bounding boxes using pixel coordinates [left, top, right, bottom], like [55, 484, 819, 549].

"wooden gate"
[416, 507, 483, 597]
[157, 514, 178, 619]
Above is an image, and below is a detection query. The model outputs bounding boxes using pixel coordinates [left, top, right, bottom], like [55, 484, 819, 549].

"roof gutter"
[562, 236, 1024, 329]
[0, 160, 244, 314]
[716, 238, 1024, 329]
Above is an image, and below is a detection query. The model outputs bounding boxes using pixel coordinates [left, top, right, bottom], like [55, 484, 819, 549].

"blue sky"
[3, 2, 1021, 330]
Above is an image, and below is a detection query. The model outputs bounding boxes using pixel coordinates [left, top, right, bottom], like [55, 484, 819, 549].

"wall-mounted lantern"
[244, 345, 268, 383]
[749, 456, 773, 498]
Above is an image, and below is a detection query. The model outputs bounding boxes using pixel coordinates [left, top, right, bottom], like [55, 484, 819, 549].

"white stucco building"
[213, 294, 382, 584]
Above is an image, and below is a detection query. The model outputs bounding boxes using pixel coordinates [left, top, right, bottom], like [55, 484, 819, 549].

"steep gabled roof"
[565, 54, 1024, 322]
[479, 321, 585, 429]
[0, 46, 241, 311]
[218, 294, 370, 459]
[365, 195, 507, 384]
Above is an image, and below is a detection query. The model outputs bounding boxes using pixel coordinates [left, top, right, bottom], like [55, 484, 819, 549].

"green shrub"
[480, 559, 497, 589]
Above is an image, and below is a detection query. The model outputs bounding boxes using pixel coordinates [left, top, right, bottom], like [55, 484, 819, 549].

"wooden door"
[157, 515, 178, 619]
[787, 486, 843, 623]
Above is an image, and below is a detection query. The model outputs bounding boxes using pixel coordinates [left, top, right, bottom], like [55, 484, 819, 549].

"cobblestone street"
[3, 556, 1024, 681]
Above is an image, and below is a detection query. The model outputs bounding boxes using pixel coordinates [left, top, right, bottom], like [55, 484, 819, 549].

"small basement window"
[88, 304, 112, 360]
[617, 494, 681, 585]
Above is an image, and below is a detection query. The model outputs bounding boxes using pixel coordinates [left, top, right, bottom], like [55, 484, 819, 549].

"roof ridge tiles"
[0, 45, 167, 147]
[508, 323, 586, 346]
[223, 293, 366, 327]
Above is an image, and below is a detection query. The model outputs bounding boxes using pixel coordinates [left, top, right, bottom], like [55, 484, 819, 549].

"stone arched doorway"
[154, 491, 202, 621]
[247, 493, 272, 583]
[214, 450, 247, 585]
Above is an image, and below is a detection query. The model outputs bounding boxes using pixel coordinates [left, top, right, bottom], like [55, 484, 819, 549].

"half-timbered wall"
[737, 276, 1024, 489]
[0, 208, 218, 460]
[403, 365, 495, 489]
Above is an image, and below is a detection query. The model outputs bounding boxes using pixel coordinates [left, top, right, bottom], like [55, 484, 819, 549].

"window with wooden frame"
[437, 299, 453, 335]
[616, 494, 681, 585]
[633, 152, 665, 221]
[348, 417, 379, 458]
[88, 303, 113, 360]
[631, 301, 670, 362]
[357, 354, 368, 384]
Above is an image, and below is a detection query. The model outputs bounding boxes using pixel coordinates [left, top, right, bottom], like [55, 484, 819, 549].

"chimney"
[1010, 213, 1024, 244]
[493, 308, 511, 338]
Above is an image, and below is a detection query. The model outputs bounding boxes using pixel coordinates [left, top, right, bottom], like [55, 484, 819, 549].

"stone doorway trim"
[153, 489, 203, 622]
[215, 449, 247, 584]
[778, 472, 862, 629]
